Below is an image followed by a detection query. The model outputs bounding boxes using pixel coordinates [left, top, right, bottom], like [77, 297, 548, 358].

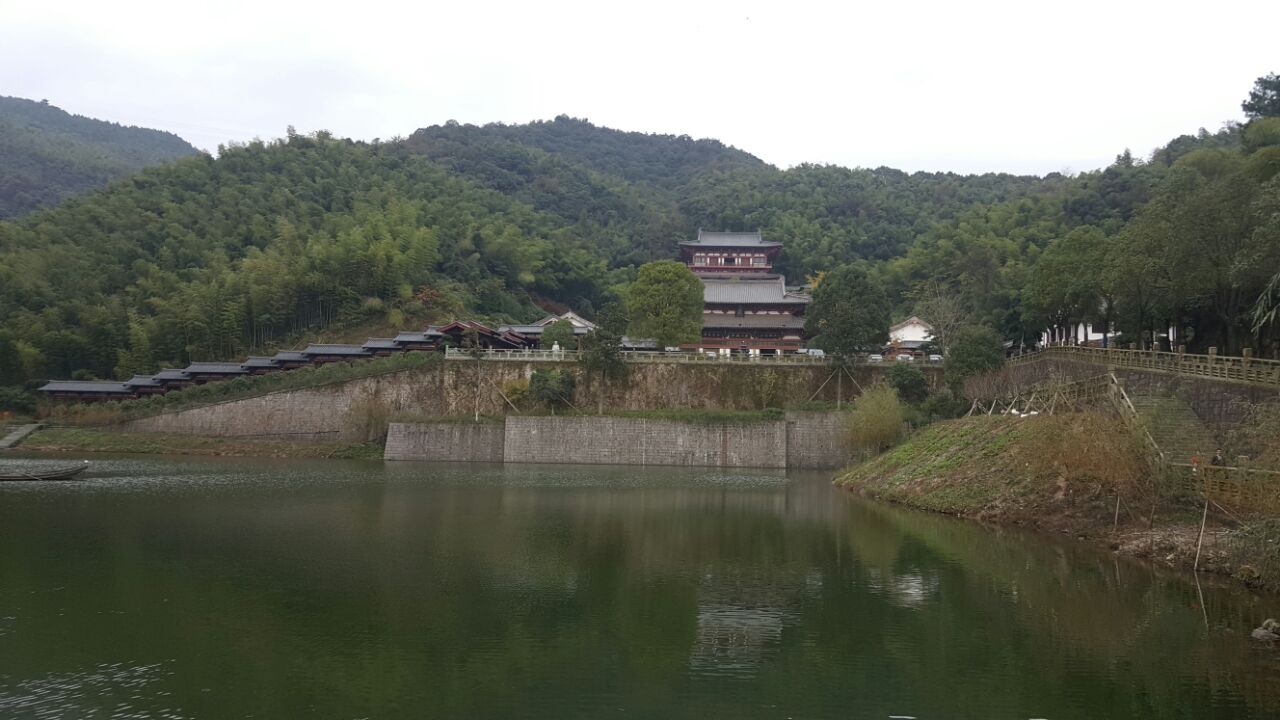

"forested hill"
[0, 96, 199, 218]
[406, 116, 1062, 272]
[1, 79, 1277, 398]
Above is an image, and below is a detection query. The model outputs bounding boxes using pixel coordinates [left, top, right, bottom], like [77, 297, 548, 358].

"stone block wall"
[785, 411, 853, 469]
[118, 361, 926, 442]
[502, 416, 789, 468]
[384, 422, 505, 462]
[382, 411, 854, 469]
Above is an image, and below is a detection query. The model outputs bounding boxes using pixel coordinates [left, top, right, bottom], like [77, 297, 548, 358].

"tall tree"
[1242, 73, 1280, 119]
[805, 263, 891, 357]
[540, 319, 576, 349]
[625, 260, 704, 348]
[1023, 226, 1106, 344]
[910, 279, 969, 353]
[945, 325, 1005, 393]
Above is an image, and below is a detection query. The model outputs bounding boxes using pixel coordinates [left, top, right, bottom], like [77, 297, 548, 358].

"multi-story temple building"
[679, 230, 811, 354]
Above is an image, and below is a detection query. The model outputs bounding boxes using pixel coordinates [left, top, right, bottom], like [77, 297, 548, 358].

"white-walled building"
[890, 316, 934, 344]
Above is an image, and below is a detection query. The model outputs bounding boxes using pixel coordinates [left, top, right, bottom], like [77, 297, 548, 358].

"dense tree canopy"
[540, 319, 576, 349]
[806, 264, 891, 356]
[0, 97, 197, 218]
[945, 326, 1006, 390]
[1242, 73, 1280, 120]
[625, 261, 704, 348]
[3, 72, 1280, 403]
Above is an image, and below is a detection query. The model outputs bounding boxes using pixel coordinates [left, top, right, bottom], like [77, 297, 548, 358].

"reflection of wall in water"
[688, 570, 817, 676]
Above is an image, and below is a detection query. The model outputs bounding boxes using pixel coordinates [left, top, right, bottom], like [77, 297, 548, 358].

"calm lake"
[2, 456, 1279, 719]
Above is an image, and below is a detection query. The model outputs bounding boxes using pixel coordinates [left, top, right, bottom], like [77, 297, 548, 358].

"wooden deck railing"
[1167, 463, 1280, 512]
[1009, 346, 1280, 387]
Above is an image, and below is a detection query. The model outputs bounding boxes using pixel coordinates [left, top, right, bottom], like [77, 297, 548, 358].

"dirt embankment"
[836, 414, 1280, 592]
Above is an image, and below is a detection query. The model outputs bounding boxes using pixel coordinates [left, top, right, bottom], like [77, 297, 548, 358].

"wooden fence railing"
[1167, 463, 1280, 512]
[1009, 346, 1280, 387]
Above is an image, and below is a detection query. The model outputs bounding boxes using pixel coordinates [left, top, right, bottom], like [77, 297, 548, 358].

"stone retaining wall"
[384, 422, 505, 462]
[118, 362, 929, 442]
[503, 416, 789, 468]
[383, 411, 853, 469]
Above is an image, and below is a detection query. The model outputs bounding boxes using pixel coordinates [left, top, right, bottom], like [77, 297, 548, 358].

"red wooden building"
[679, 230, 811, 354]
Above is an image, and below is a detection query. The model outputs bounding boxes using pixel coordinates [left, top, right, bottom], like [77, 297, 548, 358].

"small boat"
[0, 461, 89, 481]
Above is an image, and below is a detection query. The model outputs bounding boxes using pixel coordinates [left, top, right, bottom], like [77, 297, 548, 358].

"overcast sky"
[3, 0, 1276, 175]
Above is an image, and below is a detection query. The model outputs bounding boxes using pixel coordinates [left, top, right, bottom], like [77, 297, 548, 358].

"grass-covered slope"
[837, 414, 1151, 528]
[838, 412, 1280, 592]
[0, 96, 198, 218]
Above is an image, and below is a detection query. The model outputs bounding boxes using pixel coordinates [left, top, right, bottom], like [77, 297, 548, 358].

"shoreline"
[17, 427, 382, 459]
[835, 414, 1280, 595]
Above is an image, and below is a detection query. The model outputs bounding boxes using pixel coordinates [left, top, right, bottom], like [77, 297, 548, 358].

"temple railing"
[444, 347, 835, 365]
[444, 347, 951, 366]
[1009, 346, 1280, 387]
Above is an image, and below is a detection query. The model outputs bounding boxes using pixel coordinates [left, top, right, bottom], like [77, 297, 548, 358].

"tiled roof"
[185, 362, 249, 374]
[301, 344, 371, 356]
[154, 368, 192, 381]
[124, 375, 164, 387]
[499, 324, 592, 335]
[362, 338, 401, 350]
[393, 331, 437, 344]
[702, 275, 810, 305]
[890, 316, 934, 332]
[701, 314, 806, 329]
[241, 356, 280, 368]
[681, 230, 781, 248]
[39, 380, 132, 394]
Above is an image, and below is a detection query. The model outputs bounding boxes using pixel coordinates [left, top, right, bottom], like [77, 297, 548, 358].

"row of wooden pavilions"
[39, 315, 614, 402]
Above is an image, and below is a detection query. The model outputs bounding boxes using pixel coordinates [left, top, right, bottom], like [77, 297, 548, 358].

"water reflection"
[0, 455, 1278, 719]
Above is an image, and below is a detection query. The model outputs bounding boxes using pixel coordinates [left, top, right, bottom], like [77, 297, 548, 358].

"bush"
[919, 388, 968, 422]
[886, 363, 930, 404]
[847, 384, 905, 453]
[1227, 520, 1280, 592]
[501, 378, 530, 408]
[946, 325, 1005, 392]
[347, 392, 391, 442]
[540, 319, 577, 349]
[0, 387, 36, 415]
[528, 369, 576, 411]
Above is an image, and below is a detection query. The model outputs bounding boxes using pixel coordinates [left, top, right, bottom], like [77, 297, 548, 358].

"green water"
[1, 456, 1278, 719]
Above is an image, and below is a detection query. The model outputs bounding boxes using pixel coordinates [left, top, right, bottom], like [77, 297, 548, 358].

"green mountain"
[1, 79, 1277, 400]
[0, 96, 199, 218]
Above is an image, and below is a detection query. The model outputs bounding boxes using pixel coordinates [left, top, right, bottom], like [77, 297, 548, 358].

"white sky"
[2, 0, 1276, 175]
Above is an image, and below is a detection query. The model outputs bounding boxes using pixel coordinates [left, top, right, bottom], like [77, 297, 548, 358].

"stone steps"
[0, 423, 43, 450]
[1129, 394, 1218, 464]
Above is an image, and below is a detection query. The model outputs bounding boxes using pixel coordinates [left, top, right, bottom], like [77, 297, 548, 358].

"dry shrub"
[1014, 411, 1153, 501]
[848, 383, 905, 453]
[501, 378, 530, 409]
[347, 392, 391, 442]
[1230, 401, 1280, 471]
[43, 402, 126, 426]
